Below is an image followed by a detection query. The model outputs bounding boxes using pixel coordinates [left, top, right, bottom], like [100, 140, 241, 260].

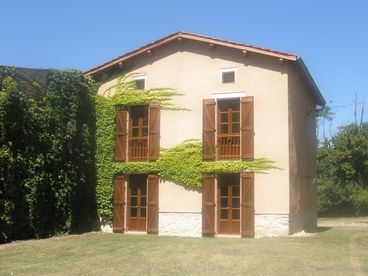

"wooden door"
[217, 99, 241, 160]
[127, 175, 147, 231]
[113, 175, 125, 233]
[218, 174, 241, 234]
[128, 106, 149, 161]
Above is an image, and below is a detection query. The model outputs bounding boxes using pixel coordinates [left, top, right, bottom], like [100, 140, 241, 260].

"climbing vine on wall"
[105, 73, 189, 110]
[96, 76, 276, 221]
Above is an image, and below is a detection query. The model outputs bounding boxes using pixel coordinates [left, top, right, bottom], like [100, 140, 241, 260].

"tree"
[317, 122, 368, 215]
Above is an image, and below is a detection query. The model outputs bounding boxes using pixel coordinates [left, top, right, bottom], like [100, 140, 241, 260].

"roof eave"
[84, 31, 298, 76]
[295, 58, 326, 106]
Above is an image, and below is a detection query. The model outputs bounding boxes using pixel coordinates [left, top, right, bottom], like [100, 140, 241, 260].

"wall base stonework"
[100, 223, 113, 233]
[255, 214, 289, 237]
[159, 212, 202, 237]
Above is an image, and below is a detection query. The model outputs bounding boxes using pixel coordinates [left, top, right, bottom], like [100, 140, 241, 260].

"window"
[114, 103, 160, 162]
[220, 68, 236, 83]
[134, 76, 146, 90]
[202, 96, 254, 161]
[217, 99, 241, 159]
[128, 106, 149, 161]
[135, 79, 145, 90]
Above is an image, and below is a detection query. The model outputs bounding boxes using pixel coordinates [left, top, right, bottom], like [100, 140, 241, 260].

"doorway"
[218, 174, 241, 234]
[127, 174, 147, 231]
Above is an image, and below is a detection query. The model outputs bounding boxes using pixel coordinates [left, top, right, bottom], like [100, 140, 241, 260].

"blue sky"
[1, 0, 367, 133]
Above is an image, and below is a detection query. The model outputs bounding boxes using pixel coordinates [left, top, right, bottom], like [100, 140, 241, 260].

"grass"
[0, 218, 367, 275]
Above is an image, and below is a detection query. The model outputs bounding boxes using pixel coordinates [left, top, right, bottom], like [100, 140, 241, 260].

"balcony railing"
[128, 138, 148, 161]
[217, 135, 240, 160]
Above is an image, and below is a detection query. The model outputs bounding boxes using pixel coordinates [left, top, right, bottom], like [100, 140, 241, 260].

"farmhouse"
[85, 31, 325, 237]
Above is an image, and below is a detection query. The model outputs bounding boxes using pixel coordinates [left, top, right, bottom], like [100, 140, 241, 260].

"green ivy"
[105, 73, 188, 110]
[0, 70, 99, 243]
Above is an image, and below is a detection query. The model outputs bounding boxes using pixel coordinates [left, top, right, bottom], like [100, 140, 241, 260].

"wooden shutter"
[241, 172, 254, 238]
[147, 175, 159, 234]
[113, 175, 126, 233]
[203, 99, 216, 160]
[148, 103, 160, 161]
[202, 174, 216, 236]
[241, 97, 254, 159]
[115, 105, 127, 161]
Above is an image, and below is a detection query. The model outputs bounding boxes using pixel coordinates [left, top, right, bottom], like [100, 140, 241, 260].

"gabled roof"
[84, 31, 325, 106]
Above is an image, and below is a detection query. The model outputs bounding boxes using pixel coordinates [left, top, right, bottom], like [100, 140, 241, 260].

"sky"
[1, 0, 367, 135]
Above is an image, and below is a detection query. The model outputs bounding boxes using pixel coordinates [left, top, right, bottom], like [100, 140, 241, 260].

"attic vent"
[220, 68, 236, 83]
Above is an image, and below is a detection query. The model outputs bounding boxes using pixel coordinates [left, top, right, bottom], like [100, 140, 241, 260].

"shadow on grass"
[316, 226, 332, 233]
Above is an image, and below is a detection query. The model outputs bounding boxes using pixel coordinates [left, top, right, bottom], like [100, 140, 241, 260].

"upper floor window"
[220, 68, 236, 84]
[217, 99, 241, 159]
[202, 96, 254, 161]
[115, 103, 160, 162]
[129, 106, 149, 161]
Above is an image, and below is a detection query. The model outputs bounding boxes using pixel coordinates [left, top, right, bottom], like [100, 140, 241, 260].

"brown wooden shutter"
[241, 97, 254, 159]
[113, 175, 126, 233]
[147, 175, 159, 234]
[203, 99, 216, 160]
[202, 174, 216, 236]
[148, 103, 160, 161]
[115, 105, 127, 161]
[241, 172, 254, 238]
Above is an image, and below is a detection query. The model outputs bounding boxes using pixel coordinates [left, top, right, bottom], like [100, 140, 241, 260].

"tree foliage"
[317, 122, 368, 215]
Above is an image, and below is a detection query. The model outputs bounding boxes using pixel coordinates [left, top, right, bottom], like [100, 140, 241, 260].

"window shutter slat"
[147, 175, 159, 234]
[202, 174, 216, 236]
[203, 99, 216, 160]
[241, 97, 254, 159]
[148, 103, 160, 161]
[241, 172, 254, 237]
[113, 175, 126, 233]
[115, 105, 127, 161]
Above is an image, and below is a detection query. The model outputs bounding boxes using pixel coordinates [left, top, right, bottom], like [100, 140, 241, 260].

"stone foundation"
[159, 212, 202, 237]
[255, 214, 289, 237]
[100, 223, 113, 233]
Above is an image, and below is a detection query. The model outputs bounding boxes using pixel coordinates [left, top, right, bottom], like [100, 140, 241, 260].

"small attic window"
[134, 76, 146, 90]
[220, 68, 236, 83]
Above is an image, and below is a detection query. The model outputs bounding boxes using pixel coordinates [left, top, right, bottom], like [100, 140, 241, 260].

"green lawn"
[0, 219, 367, 275]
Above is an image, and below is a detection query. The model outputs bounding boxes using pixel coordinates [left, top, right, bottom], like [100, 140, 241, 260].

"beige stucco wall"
[287, 66, 317, 231]
[159, 181, 201, 212]
[98, 40, 290, 214]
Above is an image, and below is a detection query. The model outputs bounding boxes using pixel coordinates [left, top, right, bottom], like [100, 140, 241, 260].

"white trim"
[219, 67, 237, 73]
[211, 92, 246, 99]
[133, 75, 147, 80]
